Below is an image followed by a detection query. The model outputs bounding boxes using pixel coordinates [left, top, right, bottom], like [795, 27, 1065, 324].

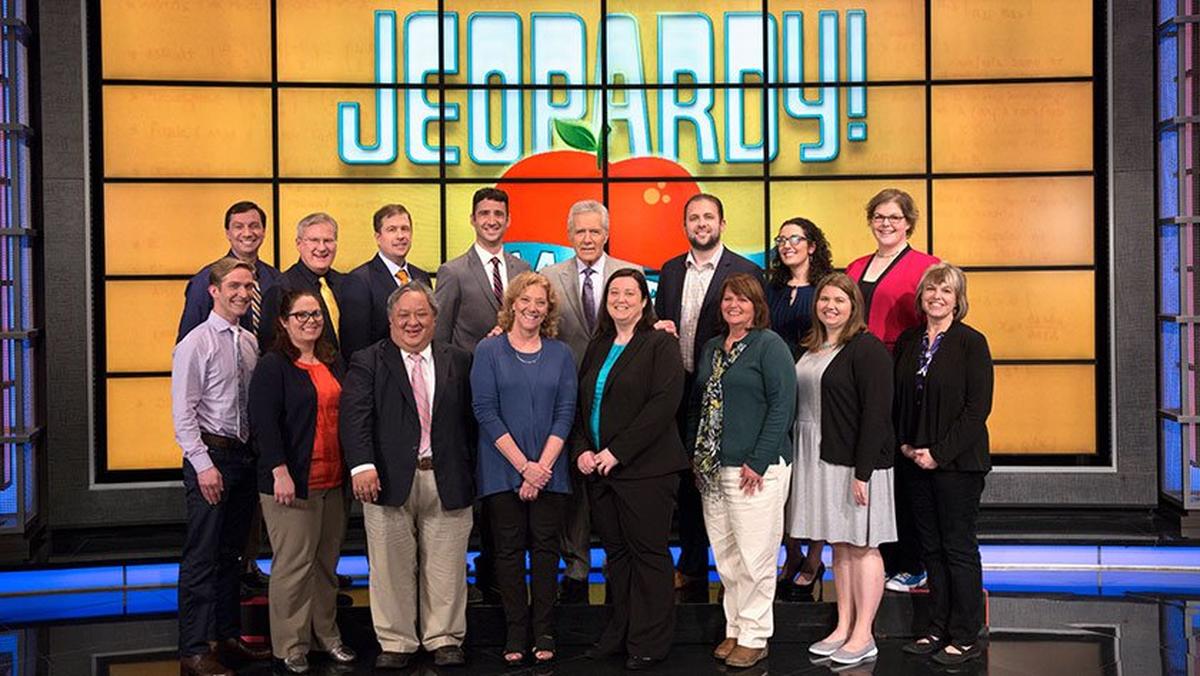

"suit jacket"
[653, 248, 763, 370]
[571, 329, 688, 480]
[338, 339, 476, 510]
[845, 247, 940, 353]
[893, 322, 993, 472]
[340, 255, 432, 358]
[176, 252, 283, 343]
[433, 248, 532, 352]
[541, 255, 640, 364]
[259, 261, 348, 356]
[249, 351, 346, 500]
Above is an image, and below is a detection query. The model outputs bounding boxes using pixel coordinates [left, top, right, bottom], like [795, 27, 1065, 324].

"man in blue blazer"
[653, 193, 764, 596]
[340, 204, 432, 358]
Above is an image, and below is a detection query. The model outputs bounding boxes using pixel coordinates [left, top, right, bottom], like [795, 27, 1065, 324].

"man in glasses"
[259, 213, 346, 358]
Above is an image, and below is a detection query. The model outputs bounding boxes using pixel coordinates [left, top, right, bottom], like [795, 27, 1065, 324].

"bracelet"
[519, 461, 529, 475]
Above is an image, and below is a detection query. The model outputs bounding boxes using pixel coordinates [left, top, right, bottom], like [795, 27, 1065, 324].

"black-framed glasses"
[870, 214, 907, 225]
[774, 234, 809, 247]
[288, 310, 324, 323]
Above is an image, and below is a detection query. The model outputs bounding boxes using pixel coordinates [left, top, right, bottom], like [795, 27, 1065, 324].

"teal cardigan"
[689, 329, 797, 474]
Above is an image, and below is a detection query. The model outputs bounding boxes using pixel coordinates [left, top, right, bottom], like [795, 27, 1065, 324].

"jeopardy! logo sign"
[337, 10, 868, 167]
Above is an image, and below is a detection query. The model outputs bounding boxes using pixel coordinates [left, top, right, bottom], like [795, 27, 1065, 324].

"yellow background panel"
[932, 83, 1093, 173]
[990, 365, 1096, 454]
[933, 177, 1094, 267]
[102, 0, 270, 81]
[103, 87, 273, 178]
[106, 281, 187, 373]
[277, 0, 437, 82]
[766, 0, 926, 82]
[767, 180, 928, 268]
[774, 86, 925, 176]
[104, 184, 275, 276]
[966, 271, 1094, 361]
[443, 182, 601, 262]
[931, 0, 1093, 78]
[107, 378, 178, 471]
[277, 88, 442, 179]
[277, 184, 443, 274]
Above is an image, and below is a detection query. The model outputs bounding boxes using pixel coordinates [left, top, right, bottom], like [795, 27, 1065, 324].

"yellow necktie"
[396, 268, 410, 284]
[318, 276, 340, 337]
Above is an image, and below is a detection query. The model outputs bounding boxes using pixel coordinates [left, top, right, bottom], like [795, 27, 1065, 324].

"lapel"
[601, 330, 649, 399]
[699, 251, 733, 313]
[368, 255, 396, 294]
[465, 249, 501, 312]
[503, 252, 526, 280]
[381, 340, 418, 412]
[431, 342, 451, 416]
[558, 259, 587, 330]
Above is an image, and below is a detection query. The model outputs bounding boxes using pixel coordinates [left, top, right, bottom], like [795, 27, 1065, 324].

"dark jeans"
[485, 490, 568, 648]
[675, 372, 709, 578]
[882, 457, 927, 576]
[178, 448, 257, 656]
[910, 470, 986, 644]
[591, 474, 679, 659]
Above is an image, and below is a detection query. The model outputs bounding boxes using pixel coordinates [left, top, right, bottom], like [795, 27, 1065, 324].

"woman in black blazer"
[573, 269, 687, 671]
[249, 289, 355, 673]
[893, 263, 993, 666]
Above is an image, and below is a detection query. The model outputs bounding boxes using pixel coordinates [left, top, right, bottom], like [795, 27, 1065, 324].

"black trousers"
[591, 473, 679, 659]
[882, 457, 927, 576]
[910, 470, 986, 644]
[675, 372, 709, 578]
[485, 491, 568, 647]
[178, 448, 257, 656]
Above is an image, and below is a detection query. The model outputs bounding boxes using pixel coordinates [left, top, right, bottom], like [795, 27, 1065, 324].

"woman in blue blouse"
[471, 271, 577, 666]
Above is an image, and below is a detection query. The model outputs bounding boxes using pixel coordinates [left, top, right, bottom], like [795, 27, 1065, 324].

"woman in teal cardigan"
[689, 272, 796, 670]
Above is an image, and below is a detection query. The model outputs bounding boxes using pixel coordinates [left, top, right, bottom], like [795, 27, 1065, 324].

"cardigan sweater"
[846, 247, 940, 353]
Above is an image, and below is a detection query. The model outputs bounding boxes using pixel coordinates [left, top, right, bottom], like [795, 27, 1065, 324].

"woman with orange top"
[250, 289, 356, 674]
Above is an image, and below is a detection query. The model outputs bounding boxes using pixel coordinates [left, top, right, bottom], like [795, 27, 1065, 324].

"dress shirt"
[376, 251, 413, 286]
[679, 243, 725, 371]
[349, 342, 435, 476]
[576, 253, 606, 326]
[474, 242, 509, 291]
[172, 312, 259, 473]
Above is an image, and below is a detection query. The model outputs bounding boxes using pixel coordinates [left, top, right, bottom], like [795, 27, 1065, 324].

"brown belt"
[417, 457, 433, 471]
[201, 432, 248, 453]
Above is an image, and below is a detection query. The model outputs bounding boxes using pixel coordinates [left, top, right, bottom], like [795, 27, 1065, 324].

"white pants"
[702, 462, 791, 649]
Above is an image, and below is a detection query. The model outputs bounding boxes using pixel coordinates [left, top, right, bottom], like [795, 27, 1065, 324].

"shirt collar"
[204, 311, 239, 333]
[576, 253, 606, 275]
[376, 251, 408, 278]
[686, 243, 724, 271]
[403, 343, 434, 364]
[474, 243, 505, 268]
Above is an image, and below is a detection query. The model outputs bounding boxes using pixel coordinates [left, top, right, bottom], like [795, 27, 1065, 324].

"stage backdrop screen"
[93, 0, 1100, 479]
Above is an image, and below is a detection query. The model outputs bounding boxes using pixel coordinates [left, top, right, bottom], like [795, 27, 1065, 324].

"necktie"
[318, 276, 340, 337]
[490, 257, 504, 305]
[581, 267, 596, 332]
[249, 280, 261, 333]
[408, 353, 432, 458]
[234, 328, 248, 443]
[396, 268, 410, 285]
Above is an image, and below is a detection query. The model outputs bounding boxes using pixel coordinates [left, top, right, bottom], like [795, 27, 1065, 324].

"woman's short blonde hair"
[496, 271, 561, 338]
[915, 262, 969, 321]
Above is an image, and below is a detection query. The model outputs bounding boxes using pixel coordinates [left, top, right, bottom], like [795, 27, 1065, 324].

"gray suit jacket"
[434, 247, 532, 352]
[542, 255, 640, 363]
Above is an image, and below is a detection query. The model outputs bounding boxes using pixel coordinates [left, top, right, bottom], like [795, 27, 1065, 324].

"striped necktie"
[490, 257, 504, 304]
[248, 280, 261, 333]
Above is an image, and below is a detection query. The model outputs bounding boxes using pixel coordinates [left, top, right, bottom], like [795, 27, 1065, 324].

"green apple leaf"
[554, 119, 598, 152]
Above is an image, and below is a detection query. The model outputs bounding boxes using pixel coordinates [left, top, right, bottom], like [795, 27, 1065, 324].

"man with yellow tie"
[258, 213, 347, 361]
[340, 204, 432, 358]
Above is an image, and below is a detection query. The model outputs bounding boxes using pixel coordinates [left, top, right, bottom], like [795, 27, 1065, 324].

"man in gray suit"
[434, 188, 532, 352]
[540, 200, 639, 604]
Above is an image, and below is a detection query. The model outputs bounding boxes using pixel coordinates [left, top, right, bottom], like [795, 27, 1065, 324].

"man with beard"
[653, 193, 764, 598]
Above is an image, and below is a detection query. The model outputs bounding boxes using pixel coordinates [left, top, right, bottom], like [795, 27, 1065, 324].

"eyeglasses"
[774, 234, 809, 247]
[871, 214, 907, 225]
[300, 237, 336, 247]
[288, 310, 324, 324]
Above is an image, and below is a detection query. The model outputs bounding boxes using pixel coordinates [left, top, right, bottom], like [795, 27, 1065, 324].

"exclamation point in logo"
[847, 10, 867, 142]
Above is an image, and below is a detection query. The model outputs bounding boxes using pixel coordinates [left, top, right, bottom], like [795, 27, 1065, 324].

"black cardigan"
[893, 322, 993, 473]
[804, 331, 895, 482]
[249, 351, 346, 499]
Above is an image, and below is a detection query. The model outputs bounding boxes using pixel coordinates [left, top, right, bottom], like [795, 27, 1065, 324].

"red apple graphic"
[498, 120, 698, 269]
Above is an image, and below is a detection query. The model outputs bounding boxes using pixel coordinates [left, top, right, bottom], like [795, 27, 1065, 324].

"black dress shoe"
[180, 653, 233, 676]
[374, 651, 414, 670]
[216, 638, 271, 662]
[624, 656, 663, 671]
[557, 576, 589, 604]
[433, 645, 467, 666]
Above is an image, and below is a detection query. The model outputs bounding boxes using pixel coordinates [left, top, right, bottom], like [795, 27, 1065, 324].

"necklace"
[514, 349, 542, 365]
[874, 248, 902, 259]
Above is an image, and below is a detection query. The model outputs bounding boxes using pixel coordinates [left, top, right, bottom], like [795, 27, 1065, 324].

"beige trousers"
[702, 462, 791, 649]
[259, 485, 346, 659]
[363, 469, 474, 652]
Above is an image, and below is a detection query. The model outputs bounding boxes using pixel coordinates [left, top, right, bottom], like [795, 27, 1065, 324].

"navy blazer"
[258, 261, 347, 356]
[249, 351, 346, 500]
[653, 248, 763, 370]
[340, 255, 431, 358]
[176, 252, 283, 343]
[339, 339, 477, 510]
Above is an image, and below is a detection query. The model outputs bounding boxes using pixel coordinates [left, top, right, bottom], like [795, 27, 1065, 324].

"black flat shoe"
[932, 643, 982, 665]
[902, 635, 943, 655]
[624, 655, 663, 671]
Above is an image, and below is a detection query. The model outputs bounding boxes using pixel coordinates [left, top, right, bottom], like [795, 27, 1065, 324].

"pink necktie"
[408, 353, 432, 458]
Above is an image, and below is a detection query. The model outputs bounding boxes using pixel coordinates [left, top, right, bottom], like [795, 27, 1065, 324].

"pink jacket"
[846, 248, 940, 353]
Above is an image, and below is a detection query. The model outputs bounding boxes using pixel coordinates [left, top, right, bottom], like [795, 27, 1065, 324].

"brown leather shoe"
[724, 644, 769, 668]
[179, 652, 233, 676]
[217, 638, 272, 662]
[712, 638, 737, 660]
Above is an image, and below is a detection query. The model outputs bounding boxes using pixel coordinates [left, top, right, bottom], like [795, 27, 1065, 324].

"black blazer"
[249, 351, 346, 500]
[259, 261, 348, 356]
[338, 338, 476, 510]
[340, 256, 432, 358]
[653, 249, 763, 370]
[893, 322, 993, 472]
[571, 329, 689, 480]
[804, 331, 895, 482]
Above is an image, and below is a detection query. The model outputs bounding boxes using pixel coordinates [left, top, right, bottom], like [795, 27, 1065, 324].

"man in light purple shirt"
[172, 257, 271, 676]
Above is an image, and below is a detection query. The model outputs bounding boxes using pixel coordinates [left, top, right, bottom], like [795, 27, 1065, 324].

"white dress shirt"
[474, 242, 508, 292]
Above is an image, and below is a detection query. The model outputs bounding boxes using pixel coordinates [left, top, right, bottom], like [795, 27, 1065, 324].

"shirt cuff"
[185, 450, 214, 474]
[350, 463, 377, 476]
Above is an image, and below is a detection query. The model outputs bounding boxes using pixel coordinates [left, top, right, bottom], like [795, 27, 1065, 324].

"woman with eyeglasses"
[249, 289, 356, 674]
[766, 218, 834, 601]
[846, 188, 940, 596]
